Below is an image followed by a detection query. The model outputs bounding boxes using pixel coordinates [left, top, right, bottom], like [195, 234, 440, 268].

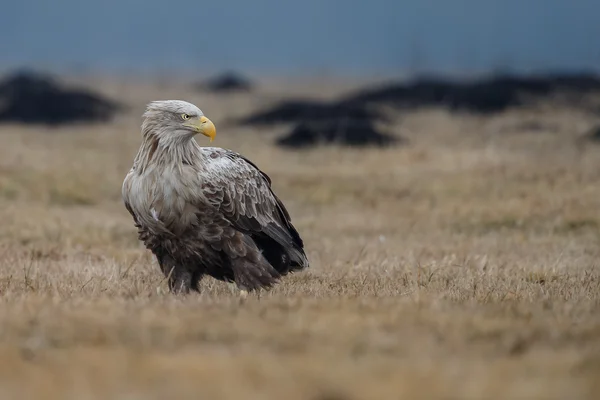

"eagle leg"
[168, 268, 193, 294]
[156, 252, 194, 294]
[190, 270, 204, 293]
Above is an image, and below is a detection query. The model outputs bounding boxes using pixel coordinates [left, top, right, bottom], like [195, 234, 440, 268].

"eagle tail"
[289, 247, 310, 271]
[284, 224, 310, 271]
[251, 233, 309, 276]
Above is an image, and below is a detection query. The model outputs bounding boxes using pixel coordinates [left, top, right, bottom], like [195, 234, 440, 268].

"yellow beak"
[197, 116, 216, 142]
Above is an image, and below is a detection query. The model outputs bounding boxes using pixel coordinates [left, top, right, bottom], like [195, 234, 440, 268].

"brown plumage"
[122, 100, 309, 294]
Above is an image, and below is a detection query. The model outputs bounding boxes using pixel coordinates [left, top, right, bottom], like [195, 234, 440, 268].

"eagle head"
[142, 100, 216, 142]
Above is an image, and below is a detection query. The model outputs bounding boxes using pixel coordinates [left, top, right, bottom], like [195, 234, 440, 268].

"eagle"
[122, 100, 309, 295]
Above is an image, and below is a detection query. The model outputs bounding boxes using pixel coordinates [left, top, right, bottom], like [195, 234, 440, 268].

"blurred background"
[1, 0, 599, 76]
[1, 0, 600, 146]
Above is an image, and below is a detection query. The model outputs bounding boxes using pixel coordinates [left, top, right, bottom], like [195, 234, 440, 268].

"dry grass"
[0, 77, 599, 399]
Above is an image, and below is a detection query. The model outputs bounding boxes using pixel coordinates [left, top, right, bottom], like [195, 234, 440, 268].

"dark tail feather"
[279, 220, 309, 270]
[288, 246, 309, 271]
[252, 234, 309, 275]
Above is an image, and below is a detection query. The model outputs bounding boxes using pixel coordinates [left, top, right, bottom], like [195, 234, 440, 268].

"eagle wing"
[199, 149, 308, 269]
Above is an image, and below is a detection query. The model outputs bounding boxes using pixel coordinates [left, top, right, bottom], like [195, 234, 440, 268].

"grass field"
[0, 77, 599, 399]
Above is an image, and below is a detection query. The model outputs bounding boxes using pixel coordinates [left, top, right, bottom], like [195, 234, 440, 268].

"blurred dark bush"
[342, 71, 600, 113]
[276, 120, 398, 148]
[236, 99, 388, 126]
[197, 71, 253, 93]
[0, 70, 123, 125]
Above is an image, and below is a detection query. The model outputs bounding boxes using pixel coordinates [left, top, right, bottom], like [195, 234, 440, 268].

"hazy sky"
[0, 0, 598, 76]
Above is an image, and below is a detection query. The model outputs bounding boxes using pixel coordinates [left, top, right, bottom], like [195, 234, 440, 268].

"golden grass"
[0, 77, 599, 399]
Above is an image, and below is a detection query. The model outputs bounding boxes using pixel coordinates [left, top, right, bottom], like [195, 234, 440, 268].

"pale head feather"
[144, 100, 204, 119]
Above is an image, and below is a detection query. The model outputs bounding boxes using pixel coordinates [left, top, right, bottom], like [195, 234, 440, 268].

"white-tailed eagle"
[122, 100, 309, 294]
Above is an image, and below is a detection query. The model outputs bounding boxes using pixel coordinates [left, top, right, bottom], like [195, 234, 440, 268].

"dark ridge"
[197, 71, 253, 93]
[0, 69, 123, 125]
[236, 99, 388, 126]
[276, 120, 399, 149]
[341, 71, 600, 114]
[235, 90, 396, 149]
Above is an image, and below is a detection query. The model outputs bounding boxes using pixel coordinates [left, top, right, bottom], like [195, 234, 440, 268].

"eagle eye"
[181, 113, 191, 120]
